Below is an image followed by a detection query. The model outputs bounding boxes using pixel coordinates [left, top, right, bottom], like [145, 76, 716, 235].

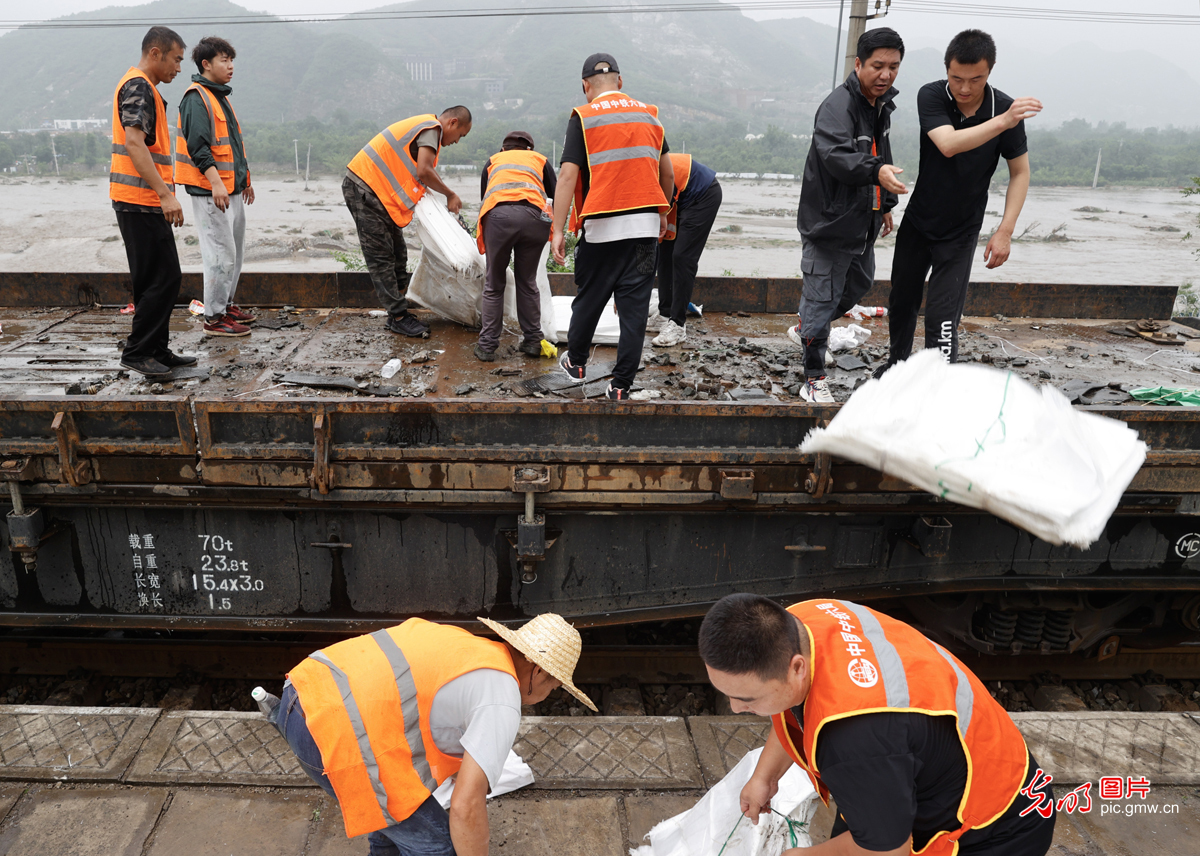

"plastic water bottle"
[381, 358, 403, 379]
[252, 686, 281, 721]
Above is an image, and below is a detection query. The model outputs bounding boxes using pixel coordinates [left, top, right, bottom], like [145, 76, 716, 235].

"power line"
[4, 1, 1200, 30]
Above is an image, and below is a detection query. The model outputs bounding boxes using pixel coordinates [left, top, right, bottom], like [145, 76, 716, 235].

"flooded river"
[1, 174, 1197, 287]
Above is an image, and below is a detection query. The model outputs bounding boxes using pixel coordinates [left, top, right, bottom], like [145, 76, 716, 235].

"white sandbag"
[410, 195, 557, 333]
[631, 747, 817, 856]
[550, 295, 622, 345]
[502, 243, 557, 337]
[408, 195, 487, 327]
[827, 323, 871, 352]
[800, 349, 1147, 548]
[548, 286, 657, 345]
[432, 749, 534, 809]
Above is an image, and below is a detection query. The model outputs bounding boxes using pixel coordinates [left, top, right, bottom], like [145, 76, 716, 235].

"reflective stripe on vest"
[770, 600, 1029, 856]
[109, 67, 174, 207]
[348, 115, 441, 228]
[662, 153, 693, 242]
[308, 650, 399, 826]
[476, 149, 550, 254]
[569, 94, 666, 230]
[286, 619, 518, 838]
[174, 84, 244, 192]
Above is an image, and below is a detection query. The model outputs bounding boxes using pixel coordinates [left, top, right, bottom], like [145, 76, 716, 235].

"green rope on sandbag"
[716, 815, 743, 856]
[770, 808, 808, 848]
[716, 808, 808, 856]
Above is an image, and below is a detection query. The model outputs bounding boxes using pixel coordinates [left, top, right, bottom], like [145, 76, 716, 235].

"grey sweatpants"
[479, 203, 550, 351]
[190, 193, 246, 321]
[798, 240, 875, 377]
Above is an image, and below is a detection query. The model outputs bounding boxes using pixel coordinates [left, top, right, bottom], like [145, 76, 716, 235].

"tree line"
[4, 118, 1200, 188]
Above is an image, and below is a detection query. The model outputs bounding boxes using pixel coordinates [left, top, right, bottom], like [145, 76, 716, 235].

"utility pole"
[293, 140, 299, 175]
[843, 0, 892, 84]
[831, 0, 845, 92]
[304, 143, 311, 191]
[50, 136, 60, 176]
[1092, 148, 1102, 189]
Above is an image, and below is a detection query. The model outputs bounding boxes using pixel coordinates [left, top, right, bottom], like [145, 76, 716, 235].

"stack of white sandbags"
[800, 349, 1146, 548]
[407, 195, 555, 333]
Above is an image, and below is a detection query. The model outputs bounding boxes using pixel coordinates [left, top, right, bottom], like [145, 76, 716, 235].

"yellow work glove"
[540, 339, 559, 358]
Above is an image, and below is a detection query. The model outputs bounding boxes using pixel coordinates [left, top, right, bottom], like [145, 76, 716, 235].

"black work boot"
[120, 356, 171, 377]
[517, 339, 543, 357]
[386, 312, 430, 338]
[474, 344, 496, 362]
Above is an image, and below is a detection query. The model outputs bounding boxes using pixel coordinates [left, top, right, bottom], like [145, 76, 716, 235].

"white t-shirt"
[428, 668, 522, 790]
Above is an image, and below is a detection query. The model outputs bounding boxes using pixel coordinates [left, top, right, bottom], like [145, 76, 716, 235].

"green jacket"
[178, 74, 250, 196]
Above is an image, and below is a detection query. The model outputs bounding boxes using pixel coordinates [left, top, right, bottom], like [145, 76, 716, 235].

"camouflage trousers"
[342, 174, 410, 316]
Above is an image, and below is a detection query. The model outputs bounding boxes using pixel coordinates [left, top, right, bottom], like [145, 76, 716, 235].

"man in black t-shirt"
[880, 30, 1040, 373]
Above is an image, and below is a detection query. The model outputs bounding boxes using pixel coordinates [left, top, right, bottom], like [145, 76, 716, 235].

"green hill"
[0, 0, 835, 132]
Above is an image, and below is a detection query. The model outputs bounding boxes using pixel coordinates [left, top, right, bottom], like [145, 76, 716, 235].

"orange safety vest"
[771, 600, 1029, 856]
[348, 115, 441, 228]
[569, 92, 667, 232]
[173, 83, 246, 193]
[288, 619, 518, 838]
[109, 67, 174, 207]
[476, 149, 551, 254]
[662, 153, 693, 242]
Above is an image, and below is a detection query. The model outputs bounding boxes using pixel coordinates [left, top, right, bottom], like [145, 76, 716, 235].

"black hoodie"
[797, 72, 898, 253]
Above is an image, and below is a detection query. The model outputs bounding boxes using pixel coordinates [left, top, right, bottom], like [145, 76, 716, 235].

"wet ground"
[1, 302, 1198, 403]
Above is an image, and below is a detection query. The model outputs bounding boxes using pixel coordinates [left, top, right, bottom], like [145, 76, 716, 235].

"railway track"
[2, 631, 1198, 716]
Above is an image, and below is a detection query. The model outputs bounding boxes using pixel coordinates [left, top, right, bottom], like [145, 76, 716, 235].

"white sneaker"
[652, 319, 687, 347]
[799, 377, 835, 403]
[786, 324, 804, 347]
[646, 312, 667, 332]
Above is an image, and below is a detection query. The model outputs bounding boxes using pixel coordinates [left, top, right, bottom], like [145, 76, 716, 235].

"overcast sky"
[7, 0, 1196, 58]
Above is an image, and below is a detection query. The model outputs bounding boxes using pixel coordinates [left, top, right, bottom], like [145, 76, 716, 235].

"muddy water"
[1, 174, 1197, 287]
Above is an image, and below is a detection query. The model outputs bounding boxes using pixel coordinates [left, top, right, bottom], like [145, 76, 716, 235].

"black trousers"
[887, 220, 978, 364]
[569, 234, 657, 390]
[117, 211, 182, 362]
[658, 180, 722, 325]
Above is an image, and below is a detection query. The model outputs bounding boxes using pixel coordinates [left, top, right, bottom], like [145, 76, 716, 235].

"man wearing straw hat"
[280, 614, 595, 854]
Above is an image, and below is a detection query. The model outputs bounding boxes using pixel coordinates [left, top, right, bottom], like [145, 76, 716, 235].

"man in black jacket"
[791, 28, 908, 403]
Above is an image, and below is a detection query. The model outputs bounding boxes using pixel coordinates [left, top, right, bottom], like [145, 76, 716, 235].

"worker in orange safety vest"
[109, 26, 190, 379]
[343, 107, 472, 339]
[278, 614, 596, 853]
[474, 130, 556, 362]
[550, 52, 673, 400]
[699, 594, 1056, 856]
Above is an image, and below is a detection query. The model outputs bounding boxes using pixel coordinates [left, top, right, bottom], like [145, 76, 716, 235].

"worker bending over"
[879, 30, 1038, 375]
[475, 130, 556, 362]
[280, 613, 595, 854]
[174, 35, 256, 339]
[651, 153, 721, 348]
[552, 52, 673, 401]
[790, 28, 906, 404]
[700, 594, 1055, 856]
[110, 26, 191, 378]
[343, 107, 472, 339]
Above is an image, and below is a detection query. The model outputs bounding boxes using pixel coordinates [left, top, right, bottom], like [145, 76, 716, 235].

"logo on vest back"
[847, 658, 879, 688]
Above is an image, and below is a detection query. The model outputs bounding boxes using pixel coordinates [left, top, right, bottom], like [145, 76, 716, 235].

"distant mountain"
[0, 0, 836, 130]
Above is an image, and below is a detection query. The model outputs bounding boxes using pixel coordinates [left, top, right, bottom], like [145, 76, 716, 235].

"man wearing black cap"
[475, 131, 557, 362]
[552, 52, 674, 401]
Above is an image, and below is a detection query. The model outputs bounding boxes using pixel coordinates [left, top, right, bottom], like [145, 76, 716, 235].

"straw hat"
[477, 613, 597, 711]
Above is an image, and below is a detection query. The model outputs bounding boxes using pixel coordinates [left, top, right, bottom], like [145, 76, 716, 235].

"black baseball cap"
[502, 131, 535, 150]
[582, 52, 620, 78]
